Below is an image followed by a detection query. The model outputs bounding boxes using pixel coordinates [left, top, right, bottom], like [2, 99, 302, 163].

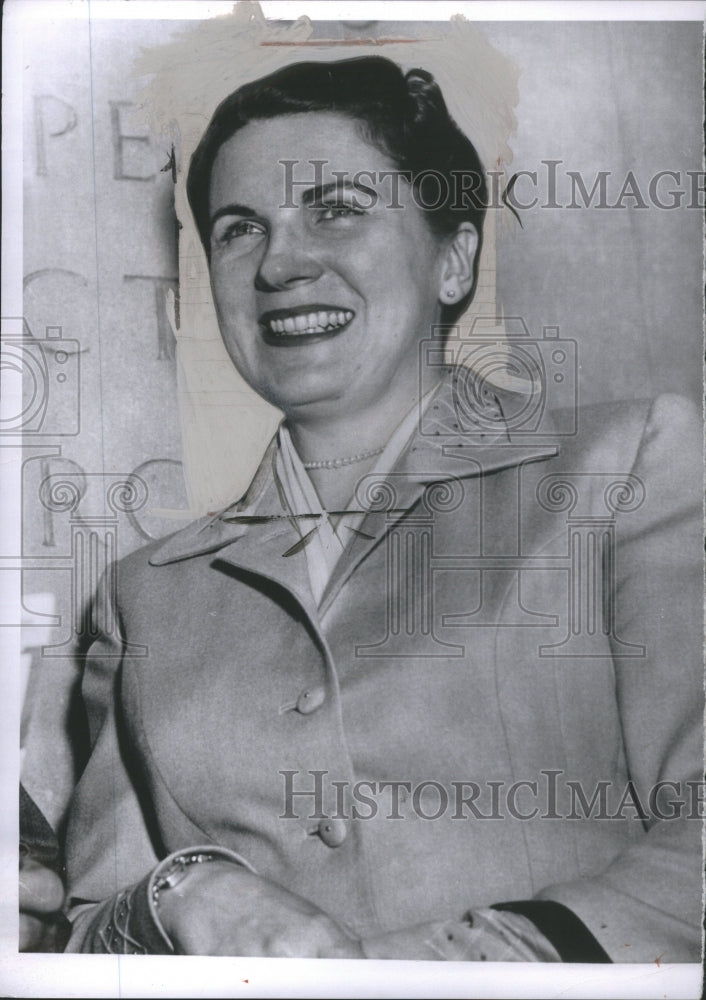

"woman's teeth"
[268, 309, 354, 336]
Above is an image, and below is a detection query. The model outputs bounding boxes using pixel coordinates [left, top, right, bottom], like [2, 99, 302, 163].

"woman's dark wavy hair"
[187, 55, 488, 319]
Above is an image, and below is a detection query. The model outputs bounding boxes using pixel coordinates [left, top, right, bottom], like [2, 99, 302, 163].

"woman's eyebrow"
[301, 179, 377, 206]
[210, 203, 258, 228]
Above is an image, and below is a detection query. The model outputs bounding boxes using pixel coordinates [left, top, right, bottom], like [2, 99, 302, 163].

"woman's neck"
[287, 367, 442, 466]
[285, 368, 443, 512]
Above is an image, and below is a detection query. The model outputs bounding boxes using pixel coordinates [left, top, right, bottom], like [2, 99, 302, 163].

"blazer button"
[296, 686, 326, 715]
[318, 817, 347, 847]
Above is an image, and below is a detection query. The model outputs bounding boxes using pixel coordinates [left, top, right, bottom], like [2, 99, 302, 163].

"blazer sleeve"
[530, 393, 704, 962]
[63, 566, 252, 953]
[61, 565, 162, 951]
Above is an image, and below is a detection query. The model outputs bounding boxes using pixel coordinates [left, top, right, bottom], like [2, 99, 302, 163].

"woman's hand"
[156, 861, 364, 957]
[19, 856, 67, 952]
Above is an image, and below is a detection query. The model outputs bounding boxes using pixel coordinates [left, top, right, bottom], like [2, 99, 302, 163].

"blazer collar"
[149, 440, 320, 614]
[149, 373, 558, 611]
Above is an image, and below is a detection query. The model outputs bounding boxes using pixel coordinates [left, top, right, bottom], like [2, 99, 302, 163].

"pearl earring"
[446, 289, 456, 299]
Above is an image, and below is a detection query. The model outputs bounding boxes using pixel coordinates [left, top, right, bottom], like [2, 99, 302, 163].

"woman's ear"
[439, 223, 478, 306]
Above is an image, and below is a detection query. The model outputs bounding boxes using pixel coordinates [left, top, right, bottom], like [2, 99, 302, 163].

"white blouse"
[275, 384, 441, 606]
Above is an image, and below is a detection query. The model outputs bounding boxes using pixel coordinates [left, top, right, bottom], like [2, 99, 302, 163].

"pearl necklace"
[302, 445, 385, 470]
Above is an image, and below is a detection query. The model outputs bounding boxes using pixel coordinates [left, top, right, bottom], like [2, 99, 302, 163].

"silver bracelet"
[151, 851, 217, 909]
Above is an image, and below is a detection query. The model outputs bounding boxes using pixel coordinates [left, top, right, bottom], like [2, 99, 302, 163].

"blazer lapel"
[149, 441, 320, 619]
[212, 510, 318, 619]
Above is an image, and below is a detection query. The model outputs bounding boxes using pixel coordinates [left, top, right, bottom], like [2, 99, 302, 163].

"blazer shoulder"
[552, 393, 701, 474]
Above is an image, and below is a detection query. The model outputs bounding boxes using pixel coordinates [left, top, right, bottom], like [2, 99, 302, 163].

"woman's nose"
[255, 222, 323, 292]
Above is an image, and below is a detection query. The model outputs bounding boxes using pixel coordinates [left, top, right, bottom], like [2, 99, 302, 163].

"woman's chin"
[268, 382, 348, 420]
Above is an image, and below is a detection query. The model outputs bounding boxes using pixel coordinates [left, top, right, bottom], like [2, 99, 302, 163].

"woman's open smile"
[259, 304, 355, 345]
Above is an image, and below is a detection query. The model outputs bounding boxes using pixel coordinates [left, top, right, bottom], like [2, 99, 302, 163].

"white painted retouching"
[132, 2, 520, 514]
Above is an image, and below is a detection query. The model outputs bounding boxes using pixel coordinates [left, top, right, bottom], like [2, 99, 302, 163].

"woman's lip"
[259, 305, 356, 344]
[261, 315, 354, 347]
[259, 304, 352, 324]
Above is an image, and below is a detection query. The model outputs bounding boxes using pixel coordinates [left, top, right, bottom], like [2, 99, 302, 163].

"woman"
[63, 56, 702, 961]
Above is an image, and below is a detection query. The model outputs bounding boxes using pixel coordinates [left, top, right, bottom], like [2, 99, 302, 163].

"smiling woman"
[205, 111, 473, 513]
[62, 56, 703, 964]
[190, 58, 484, 511]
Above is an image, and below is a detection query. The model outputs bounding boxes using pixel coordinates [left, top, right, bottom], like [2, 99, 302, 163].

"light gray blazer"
[65, 381, 703, 961]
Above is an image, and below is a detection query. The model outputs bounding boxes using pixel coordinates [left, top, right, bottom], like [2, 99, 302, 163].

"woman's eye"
[213, 219, 266, 247]
[316, 203, 364, 222]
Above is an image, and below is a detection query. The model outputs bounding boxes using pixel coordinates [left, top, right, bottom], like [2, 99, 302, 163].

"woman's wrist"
[148, 845, 256, 951]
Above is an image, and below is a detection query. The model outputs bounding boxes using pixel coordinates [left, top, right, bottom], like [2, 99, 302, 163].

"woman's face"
[208, 112, 453, 422]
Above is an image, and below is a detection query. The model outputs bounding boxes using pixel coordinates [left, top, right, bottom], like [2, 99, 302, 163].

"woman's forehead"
[208, 112, 397, 207]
